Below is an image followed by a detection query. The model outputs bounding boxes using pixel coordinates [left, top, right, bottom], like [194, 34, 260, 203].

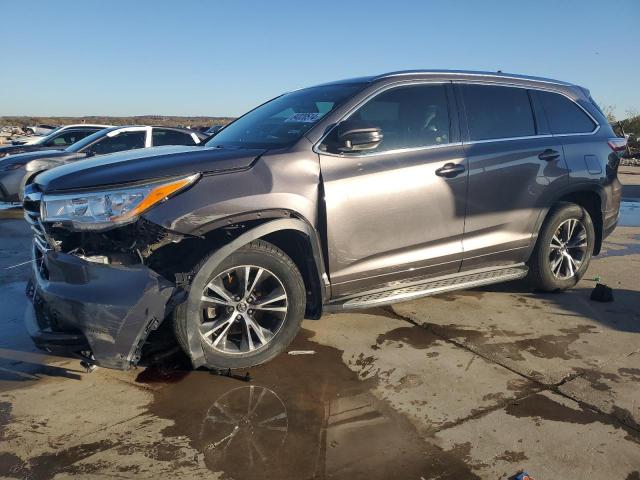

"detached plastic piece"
[288, 350, 316, 356]
[590, 283, 614, 302]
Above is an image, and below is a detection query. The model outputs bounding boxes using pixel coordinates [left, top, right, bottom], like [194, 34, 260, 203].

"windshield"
[65, 128, 112, 152]
[206, 84, 364, 149]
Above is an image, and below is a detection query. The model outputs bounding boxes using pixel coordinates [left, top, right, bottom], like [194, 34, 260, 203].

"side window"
[152, 129, 197, 146]
[89, 131, 146, 155]
[45, 130, 95, 147]
[537, 91, 596, 134]
[330, 84, 450, 153]
[461, 85, 535, 141]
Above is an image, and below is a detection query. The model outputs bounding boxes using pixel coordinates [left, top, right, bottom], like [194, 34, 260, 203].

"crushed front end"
[22, 186, 194, 370]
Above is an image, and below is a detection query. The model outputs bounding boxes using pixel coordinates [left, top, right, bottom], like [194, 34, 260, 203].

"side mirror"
[334, 122, 383, 153]
[84, 149, 95, 157]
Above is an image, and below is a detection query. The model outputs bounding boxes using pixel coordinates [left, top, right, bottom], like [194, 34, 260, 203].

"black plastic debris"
[590, 283, 614, 302]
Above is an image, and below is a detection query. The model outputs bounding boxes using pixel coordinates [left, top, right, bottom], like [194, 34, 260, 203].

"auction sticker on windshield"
[285, 112, 324, 123]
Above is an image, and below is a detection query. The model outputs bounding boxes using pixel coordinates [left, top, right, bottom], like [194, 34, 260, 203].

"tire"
[527, 202, 595, 292]
[173, 240, 306, 370]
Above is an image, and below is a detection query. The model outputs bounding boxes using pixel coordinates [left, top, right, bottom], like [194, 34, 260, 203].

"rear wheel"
[174, 240, 306, 370]
[527, 202, 595, 292]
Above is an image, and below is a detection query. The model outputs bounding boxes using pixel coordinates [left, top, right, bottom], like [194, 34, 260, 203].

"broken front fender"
[26, 249, 188, 370]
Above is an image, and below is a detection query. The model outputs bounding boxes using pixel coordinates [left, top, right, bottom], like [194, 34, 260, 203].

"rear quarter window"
[538, 91, 596, 134]
[461, 84, 536, 141]
[152, 129, 197, 146]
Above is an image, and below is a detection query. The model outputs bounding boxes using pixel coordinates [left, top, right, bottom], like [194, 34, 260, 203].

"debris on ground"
[590, 283, 614, 302]
[509, 471, 535, 480]
[288, 350, 316, 355]
[80, 360, 98, 373]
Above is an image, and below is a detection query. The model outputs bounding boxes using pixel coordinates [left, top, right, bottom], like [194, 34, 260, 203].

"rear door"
[535, 89, 603, 180]
[318, 82, 468, 297]
[457, 83, 569, 270]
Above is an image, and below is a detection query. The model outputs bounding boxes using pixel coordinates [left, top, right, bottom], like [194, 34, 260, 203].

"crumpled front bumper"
[25, 245, 177, 370]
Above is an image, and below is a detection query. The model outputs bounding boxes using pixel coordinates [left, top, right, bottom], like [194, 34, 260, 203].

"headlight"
[42, 174, 199, 230]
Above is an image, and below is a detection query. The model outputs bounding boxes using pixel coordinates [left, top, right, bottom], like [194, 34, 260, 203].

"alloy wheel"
[548, 218, 588, 279]
[199, 265, 288, 354]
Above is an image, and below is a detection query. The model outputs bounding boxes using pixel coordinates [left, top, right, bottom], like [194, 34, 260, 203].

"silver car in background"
[0, 125, 206, 201]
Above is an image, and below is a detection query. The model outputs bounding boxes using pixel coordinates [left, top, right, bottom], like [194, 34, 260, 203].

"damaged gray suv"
[23, 70, 624, 371]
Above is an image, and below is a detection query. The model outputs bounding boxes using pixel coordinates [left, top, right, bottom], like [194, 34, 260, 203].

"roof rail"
[373, 69, 573, 87]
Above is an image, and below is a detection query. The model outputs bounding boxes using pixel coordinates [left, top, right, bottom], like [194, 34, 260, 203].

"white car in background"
[11, 123, 111, 147]
[1, 124, 112, 158]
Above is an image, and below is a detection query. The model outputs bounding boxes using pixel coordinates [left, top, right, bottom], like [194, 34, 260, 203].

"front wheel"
[527, 202, 595, 292]
[174, 240, 306, 370]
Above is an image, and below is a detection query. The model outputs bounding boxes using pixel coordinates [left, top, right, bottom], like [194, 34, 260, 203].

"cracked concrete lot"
[0, 171, 638, 479]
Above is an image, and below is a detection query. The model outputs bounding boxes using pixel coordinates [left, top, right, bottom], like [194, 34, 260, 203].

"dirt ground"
[0, 172, 638, 480]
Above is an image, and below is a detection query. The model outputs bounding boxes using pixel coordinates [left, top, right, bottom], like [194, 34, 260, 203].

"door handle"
[435, 163, 465, 178]
[538, 149, 561, 161]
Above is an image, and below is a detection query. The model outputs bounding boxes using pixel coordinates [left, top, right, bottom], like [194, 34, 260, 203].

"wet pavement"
[0, 172, 639, 479]
[620, 201, 640, 227]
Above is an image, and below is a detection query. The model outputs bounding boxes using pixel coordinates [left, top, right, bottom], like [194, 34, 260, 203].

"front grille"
[23, 185, 56, 279]
[23, 188, 51, 254]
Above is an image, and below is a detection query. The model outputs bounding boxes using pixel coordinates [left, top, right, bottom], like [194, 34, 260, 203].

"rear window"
[90, 131, 146, 155]
[461, 85, 536, 141]
[153, 129, 197, 146]
[538, 91, 596, 134]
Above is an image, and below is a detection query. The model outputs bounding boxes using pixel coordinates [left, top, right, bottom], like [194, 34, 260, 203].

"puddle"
[0, 282, 83, 390]
[375, 326, 441, 350]
[0, 202, 20, 210]
[600, 236, 640, 257]
[505, 393, 602, 425]
[619, 201, 640, 227]
[0, 203, 22, 220]
[135, 329, 481, 480]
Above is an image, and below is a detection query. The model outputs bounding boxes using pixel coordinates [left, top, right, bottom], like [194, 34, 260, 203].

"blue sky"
[1, 0, 638, 118]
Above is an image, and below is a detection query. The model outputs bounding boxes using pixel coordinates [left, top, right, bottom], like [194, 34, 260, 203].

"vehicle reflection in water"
[138, 329, 478, 480]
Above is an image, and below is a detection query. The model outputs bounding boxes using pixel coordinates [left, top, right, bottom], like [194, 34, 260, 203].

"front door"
[318, 83, 468, 297]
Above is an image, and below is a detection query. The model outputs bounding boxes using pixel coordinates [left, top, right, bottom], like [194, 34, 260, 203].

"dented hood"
[35, 145, 266, 193]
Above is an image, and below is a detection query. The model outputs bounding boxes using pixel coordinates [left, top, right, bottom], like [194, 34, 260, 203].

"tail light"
[607, 137, 627, 153]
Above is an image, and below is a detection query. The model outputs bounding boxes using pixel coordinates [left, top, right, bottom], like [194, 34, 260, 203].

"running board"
[326, 265, 528, 311]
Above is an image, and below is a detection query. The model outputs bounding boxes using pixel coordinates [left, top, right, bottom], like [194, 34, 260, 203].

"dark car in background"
[625, 133, 639, 158]
[22, 70, 623, 373]
[203, 125, 224, 137]
[0, 125, 206, 201]
[0, 124, 111, 159]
